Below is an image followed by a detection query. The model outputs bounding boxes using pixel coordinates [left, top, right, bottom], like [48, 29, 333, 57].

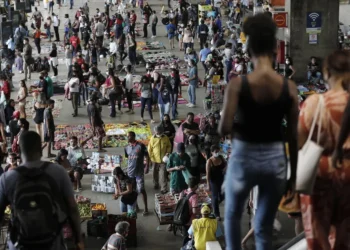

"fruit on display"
[91, 203, 107, 210]
[78, 203, 91, 217]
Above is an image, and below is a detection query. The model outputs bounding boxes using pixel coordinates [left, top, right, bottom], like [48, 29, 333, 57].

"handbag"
[296, 95, 324, 195]
[278, 191, 300, 214]
[121, 191, 138, 205]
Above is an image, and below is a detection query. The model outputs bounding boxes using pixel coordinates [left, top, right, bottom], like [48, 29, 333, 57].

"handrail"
[277, 232, 306, 250]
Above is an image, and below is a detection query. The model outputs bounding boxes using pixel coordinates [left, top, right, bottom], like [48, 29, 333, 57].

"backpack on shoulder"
[173, 192, 195, 225]
[10, 162, 67, 249]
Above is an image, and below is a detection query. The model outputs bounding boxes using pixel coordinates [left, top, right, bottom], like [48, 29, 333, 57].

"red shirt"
[116, 17, 123, 25]
[69, 36, 80, 49]
[1, 81, 10, 100]
[130, 14, 137, 24]
[76, 57, 85, 66]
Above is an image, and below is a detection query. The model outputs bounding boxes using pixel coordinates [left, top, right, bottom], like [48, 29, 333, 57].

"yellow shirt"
[192, 218, 217, 250]
[240, 32, 246, 44]
[147, 135, 172, 163]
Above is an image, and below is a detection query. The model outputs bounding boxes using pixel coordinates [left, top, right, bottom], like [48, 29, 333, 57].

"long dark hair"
[55, 148, 68, 164]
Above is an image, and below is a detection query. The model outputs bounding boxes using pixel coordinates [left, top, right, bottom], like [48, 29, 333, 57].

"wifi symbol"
[309, 12, 319, 22]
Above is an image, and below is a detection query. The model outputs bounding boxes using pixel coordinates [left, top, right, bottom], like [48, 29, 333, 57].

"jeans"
[126, 89, 133, 110]
[151, 24, 156, 36]
[71, 92, 79, 115]
[54, 26, 60, 41]
[210, 178, 224, 217]
[34, 38, 41, 54]
[115, 24, 123, 39]
[199, 35, 207, 49]
[128, 48, 136, 65]
[225, 59, 233, 83]
[184, 43, 190, 54]
[109, 92, 122, 117]
[119, 50, 127, 64]
[120, 200, 136, 213]
[225, 139, 287, 250]
[202, 61, 208, 73]
[51, 61, 58, 76]
[158, 102, 170, 121]
[46, 28, 51, 40]
[172, 93, 178, 119]
[307, 71, 322, 80]
[141, 97, 153, 119]
[187, 85, 196, 105]
[70, 0, 73, 8]
[143, 23, 148, 37]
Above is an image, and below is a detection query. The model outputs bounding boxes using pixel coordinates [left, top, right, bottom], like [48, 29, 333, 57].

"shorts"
[135, 174, 145, 193]
[93, 126, 106, 138]
[44, 131, 55, 143]
[168, 34, 175, 39]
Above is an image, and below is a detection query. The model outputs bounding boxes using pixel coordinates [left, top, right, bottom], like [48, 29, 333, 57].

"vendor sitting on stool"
[184, 205, 224, 250]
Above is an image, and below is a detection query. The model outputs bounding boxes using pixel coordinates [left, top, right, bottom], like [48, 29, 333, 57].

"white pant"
[65, 58, 72, 69]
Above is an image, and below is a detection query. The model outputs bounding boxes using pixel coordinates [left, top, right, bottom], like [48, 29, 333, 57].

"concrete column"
[289, 0, 339, 82]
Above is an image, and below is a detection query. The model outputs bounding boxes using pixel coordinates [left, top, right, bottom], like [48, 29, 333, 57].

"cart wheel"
[173, 224, 177, 236]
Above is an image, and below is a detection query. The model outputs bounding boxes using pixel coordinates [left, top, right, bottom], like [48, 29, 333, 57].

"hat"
[12, 111, 20, 119]
[177, 143, 185, 152]
[201, 205, 211, 215]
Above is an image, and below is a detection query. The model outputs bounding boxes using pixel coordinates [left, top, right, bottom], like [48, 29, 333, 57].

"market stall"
[54, 122, 152, 150]
[136, 41, 166, 51]
[15, 97, 64, 119]
[154, 184, 211, 229]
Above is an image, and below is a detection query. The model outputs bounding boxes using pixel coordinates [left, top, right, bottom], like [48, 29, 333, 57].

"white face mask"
[213, 152, 219, 158]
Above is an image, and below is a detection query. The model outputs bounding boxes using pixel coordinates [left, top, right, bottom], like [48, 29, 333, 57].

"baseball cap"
[201, 205, 211, 215]
[12, 111, 20, 119]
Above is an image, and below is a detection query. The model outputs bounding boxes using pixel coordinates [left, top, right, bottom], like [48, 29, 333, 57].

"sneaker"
[151, 119, 156, 124]
[141, 118, 144, 122]
[190, 104, 196, 108]
[188, 103, 194, 107]
[186, 103, 191, 107]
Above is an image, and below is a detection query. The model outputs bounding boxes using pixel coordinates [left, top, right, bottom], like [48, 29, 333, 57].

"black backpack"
[173, 192, 195, 225]
[10, 163, 67, 249]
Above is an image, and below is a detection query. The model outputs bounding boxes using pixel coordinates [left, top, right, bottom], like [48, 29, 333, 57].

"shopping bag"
[278, 191, 300, 214]
[296, 95, 324, 195]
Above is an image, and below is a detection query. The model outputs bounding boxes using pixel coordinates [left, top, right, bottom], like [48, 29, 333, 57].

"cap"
[12, 111, 20, 119]
[201, 205, 211, 215]
[177, 142, 185, 152]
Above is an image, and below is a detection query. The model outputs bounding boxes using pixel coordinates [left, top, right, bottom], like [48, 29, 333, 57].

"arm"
[121, 182, 132, 196]
[80, 134, 94, 147]
[286, 81, 299, 187]
[206, 159, 211, 189]
[218, 77, 241, 136]
[289, 65, 296, 79]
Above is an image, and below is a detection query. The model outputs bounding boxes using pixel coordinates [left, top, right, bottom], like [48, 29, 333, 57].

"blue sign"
[306, 12, 322, 33]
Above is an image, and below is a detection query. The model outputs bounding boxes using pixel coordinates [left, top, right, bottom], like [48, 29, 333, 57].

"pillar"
[289, 0, 339, 82]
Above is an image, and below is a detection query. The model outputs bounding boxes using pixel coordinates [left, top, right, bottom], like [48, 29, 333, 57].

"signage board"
[306, 12, 322, 33]
[273, 12, 287, 28]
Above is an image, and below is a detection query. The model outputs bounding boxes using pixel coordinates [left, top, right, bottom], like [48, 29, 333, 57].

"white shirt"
[68, 77, 80, 93]
[95, 22, 105, 37]
[109, 41, 117, 54]
[224, 48, 232, 60]
[53, 15, 59, 27]
[125, 74, 133, 90]
[67, 146, 86, 167]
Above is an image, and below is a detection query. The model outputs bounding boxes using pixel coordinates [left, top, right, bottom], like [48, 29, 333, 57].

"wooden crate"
[91, 203, 108, 219]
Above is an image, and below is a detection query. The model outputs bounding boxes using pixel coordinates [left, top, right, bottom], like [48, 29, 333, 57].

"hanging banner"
[271, 0, 285, 6]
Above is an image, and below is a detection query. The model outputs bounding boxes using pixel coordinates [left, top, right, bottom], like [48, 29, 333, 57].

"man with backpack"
[0, 131, 84, 250]
[173, 178, 199, 233]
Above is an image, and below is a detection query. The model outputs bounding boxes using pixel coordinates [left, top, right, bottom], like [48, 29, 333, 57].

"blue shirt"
[215, 19, 222, 31]
[166, 23, 176, 35]
[200, 48, 211, 62]
[188, 66, 198, 86]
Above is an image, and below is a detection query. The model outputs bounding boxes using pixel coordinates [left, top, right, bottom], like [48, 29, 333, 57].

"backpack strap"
[186, 191, 195, 201]
[15, 161, 51, 177]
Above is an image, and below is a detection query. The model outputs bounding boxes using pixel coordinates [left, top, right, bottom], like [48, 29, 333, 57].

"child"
[15, 53, 23, 73]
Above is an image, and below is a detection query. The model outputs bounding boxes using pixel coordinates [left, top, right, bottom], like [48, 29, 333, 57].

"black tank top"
[233, 76, 291, 143]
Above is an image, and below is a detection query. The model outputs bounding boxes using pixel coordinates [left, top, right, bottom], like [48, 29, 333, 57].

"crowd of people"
[0, 0, 348, 249]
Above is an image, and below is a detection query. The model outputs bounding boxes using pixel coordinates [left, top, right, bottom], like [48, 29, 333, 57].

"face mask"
[213, 152, 219, 158]
[286, 61, 290, 64]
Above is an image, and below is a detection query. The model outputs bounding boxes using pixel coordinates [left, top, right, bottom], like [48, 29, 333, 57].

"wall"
[289, 0, 339, 82]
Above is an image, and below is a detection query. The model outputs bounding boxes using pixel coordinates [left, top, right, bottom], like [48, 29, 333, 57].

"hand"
[284, 176, 295, 196]
[76, 241, 84, 250]
[332, 149, 343, 169]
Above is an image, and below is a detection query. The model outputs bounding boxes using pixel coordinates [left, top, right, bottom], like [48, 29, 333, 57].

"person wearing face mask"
[168, 69, 181, 120]
[205, 145, 226, 221]
[203, 115, 220, 159]
[182, 112, 200, 145]
[109, 36, 117, 65]
[284, 56, 296, 79]
[186, 59, 198, 108]
[102, 221, 130, 250]
[185, 135, 205, 182]
[139, 75, 155, 123]
[230, 56, 243, 78]
[148, 125, 172, 194]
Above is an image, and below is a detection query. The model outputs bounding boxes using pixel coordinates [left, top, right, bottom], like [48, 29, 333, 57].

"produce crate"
[87, 217, 108, 238]
[77, 202, 92, 219]
[154, 193, 176, 215]
[91, 203, 108, 219]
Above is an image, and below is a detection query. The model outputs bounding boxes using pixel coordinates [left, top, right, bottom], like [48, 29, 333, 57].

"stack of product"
[136, 41, 166, 50]
[208, 83, 226, 112]
[91, 203, 108, 218]
[91, 174, 115, 193]
[154, 193, 177, 224]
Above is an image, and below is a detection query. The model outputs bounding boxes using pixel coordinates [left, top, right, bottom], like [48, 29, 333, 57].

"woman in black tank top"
[218, 14, 299, 250]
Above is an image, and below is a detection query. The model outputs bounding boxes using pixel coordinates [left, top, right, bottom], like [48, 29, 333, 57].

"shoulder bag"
[296, 95, 324, 195]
